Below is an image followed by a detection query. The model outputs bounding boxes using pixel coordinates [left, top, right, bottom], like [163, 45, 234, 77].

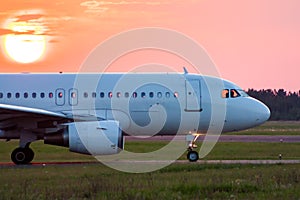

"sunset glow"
[0, 1, 299, 91]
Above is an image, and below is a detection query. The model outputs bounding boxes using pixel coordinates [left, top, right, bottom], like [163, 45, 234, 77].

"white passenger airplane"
[0, 69, 270, 164]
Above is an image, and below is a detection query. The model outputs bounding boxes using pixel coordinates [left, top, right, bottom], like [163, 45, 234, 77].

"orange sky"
[0, 0, 299, 91]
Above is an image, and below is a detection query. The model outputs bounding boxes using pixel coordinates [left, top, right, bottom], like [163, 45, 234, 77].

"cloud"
[80, 1, 169, 14]
[48, 39, 59, 43]
[87, 1, 168, 6]
[80, 0, 169, 7]
[0, 28, 36, 36]
[14, 14, 44, 22]
[80, 1, 109, 14]
[80, 1, 100, 7]
[0, 28, 13, 35]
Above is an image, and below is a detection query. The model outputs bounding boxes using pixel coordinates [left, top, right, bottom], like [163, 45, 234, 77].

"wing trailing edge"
[0, 103, 68, 119]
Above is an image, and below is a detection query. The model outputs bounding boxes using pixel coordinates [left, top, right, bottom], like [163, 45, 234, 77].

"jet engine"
[44, 120, 124, 155]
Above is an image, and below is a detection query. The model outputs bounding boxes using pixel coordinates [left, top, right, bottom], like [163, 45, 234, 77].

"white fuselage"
[0, 73, 270, 137]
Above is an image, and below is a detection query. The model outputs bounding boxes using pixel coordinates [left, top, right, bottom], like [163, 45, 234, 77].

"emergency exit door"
[55, 89, 65, 106]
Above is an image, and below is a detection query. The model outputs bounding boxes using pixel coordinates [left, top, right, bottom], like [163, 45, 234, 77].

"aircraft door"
[185, 79, 202, 111]
[55, 89, 65, 106]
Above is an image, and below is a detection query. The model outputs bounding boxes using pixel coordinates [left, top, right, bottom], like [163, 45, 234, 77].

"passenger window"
[141, 92, 146, 98]
[92, 92, 96, 98]
[166, 92, 170, 98]
[108, 92, 113, 98]
[71, 92, 76, 98]
[174, 92, 179, 98]
[49, 93, 53, 98]
[7, 93, 11, 98]
[117, 92, 121, 98]
[157, 92, 162, 98]
[125, 92, 129, 98]
[149, 92, 154, 98]
[40, 93, 45, 98]
[100, 92, 105, 98]
[15, 93, 20, 98]
[0, 93, 3, 98]
[84, 92, 88, 98]
[222, 89, 229, 98]
[132, 92, 137, 98]
[58, 92, 63, 98]
[230, 89, 241, 98]
[32, 93, 37, 98]
[24, 92, 28, 98]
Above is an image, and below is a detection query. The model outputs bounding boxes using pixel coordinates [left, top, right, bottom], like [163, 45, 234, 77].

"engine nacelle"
[44, 120, 124, 155]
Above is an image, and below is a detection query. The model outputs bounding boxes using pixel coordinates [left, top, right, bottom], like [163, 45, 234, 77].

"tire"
[187, 151, 199, 162]
[11, 147, 34, 165]
[24, 148, 35, 163]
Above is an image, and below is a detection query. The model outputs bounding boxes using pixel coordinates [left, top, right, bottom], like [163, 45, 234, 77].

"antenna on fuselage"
[183, 67, 188, 75]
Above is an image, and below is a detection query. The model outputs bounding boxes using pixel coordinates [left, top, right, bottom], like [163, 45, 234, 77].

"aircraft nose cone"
[255, 101, 271, 124]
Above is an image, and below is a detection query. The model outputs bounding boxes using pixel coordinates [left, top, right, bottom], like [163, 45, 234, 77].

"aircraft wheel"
[25, 148, 35, 163]
[187, 150, 199, 162]
[11, 147, 34, 165]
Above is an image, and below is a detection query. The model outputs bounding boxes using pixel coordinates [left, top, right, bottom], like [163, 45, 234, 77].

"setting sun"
[4, 33, 45, 63]
[2, 11, 46, 64]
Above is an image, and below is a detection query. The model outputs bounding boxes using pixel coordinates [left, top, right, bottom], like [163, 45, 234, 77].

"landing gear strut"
[186, 134, 200, 162]
[11, 146, 34, 165]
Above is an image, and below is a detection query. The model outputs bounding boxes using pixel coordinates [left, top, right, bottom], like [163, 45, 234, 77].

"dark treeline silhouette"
[247, 89, 300, 120]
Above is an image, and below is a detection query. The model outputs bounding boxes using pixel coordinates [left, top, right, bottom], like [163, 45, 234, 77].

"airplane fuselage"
[0, 72, 270, 164]
[0, 73, 270, 135]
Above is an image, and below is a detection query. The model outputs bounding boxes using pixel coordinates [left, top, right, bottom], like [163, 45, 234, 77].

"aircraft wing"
[0, 103, 74, 131]
[0, 103, 68, 119]
[0, 104, 104, 129]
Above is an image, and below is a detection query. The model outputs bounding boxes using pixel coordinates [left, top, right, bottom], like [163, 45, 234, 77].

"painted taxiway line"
[0, 161, 99, 168]
[191, 159, 300, 164]
[0, 160, 299, 168]
[103, 159, 300, 165]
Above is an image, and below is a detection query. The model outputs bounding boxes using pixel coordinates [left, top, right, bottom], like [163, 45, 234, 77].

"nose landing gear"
[186, 133, 200, 162]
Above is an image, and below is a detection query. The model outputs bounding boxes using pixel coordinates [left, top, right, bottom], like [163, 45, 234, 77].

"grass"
[1, 139, 300, 162]
[0, 121, 299, 199]
[0, 163, 299, 199]
[203, 142, 300, 160]
[227, 121, 300, 135]
[125, 141, 300, 160]
[1, 140, 300, 162]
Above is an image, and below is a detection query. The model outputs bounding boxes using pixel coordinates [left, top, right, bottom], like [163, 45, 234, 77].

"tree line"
[247, 89, 300, 120]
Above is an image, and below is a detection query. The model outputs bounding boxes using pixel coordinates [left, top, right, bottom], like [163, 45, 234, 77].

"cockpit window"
[222, 89, 229, 98]
[222, 89, 246, 98]
[230, 89, 241, 98]
[237, 89, 249, 97]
